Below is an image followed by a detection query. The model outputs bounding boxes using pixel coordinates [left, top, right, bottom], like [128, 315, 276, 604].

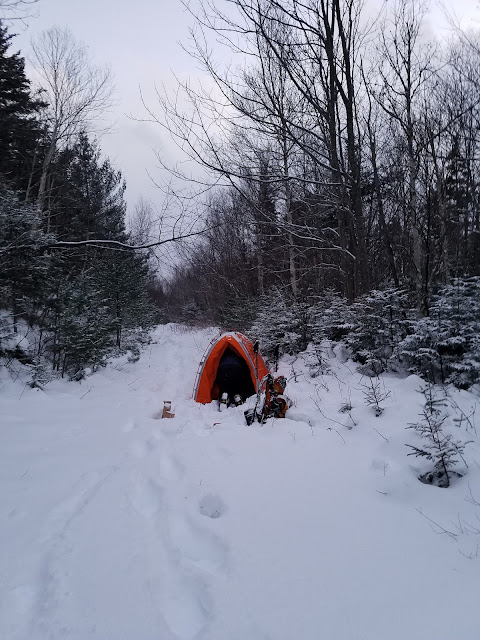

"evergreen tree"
[443, 136, 475, 275]
[0, 21, 44, 195]
[0, 33, 157, 378]
[48, 272, 113, 377]
[398, 277, 480, 388]
[0, 186, 51, 335]
[94, 248, 156, 349]
[250, 288, 311, 361]
[345, 289, 415, 375]
[406, 384, 466, 488]
[48, 132, 126, 242]
[31, 132, 157, 374]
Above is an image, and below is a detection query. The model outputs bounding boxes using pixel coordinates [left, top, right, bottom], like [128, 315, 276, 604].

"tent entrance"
[214, 347, 256, 401]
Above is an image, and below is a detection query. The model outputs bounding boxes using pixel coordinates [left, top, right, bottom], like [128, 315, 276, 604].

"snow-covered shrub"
[0, 187, 52, 337]
[218, 295, 257, 333]
[406, 384, 467, 487]
[398, 278, 480, 388]
[345, 289, 415, 375]
[249, 289, 312, 361]
[0, 314, 35, 380]
[301, 341, 331, 378]
[310, 288, 414, 376]
[126, 344, 141, 363]
[28, 356, 53, 389]
[179, 301, 207, 326]
[310, 291, 355, 344]
[306, 291, 352, 372]
[250, 280, 479, 390]
[397, 317, 439, 381]
[42, 276, 114, 378]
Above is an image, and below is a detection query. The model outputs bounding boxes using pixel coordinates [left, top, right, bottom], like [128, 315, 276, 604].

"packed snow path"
[1, 325, 480, 639]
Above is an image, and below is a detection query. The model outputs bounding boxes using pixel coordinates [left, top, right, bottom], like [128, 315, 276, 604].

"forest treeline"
[158, 0, 480, 387]
[164, 0, 480, 309]
[0, 20, 157, 379]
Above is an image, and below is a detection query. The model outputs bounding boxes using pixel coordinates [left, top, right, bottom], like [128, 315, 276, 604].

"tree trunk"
[37, 129, 57, 218]
[281, 133, 298, 299]
[369, 132, 399, 286]
[256, 225, 264, 296]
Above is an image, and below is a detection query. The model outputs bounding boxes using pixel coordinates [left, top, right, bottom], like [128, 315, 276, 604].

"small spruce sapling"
[406, 384, 466, 488]
[361, 376, 391, 416]
[28, 357, 52, 389]
[338, 388, 356, 428]
[304, 341, 330, 378]
[444, 388, 477, 436]
[339, 400, 353, 413]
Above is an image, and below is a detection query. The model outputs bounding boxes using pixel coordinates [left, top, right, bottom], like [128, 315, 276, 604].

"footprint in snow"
[159, 572, 211, 640]
[0, 584, 37, 638]
[199, 494, 226, 519]
[128, 437, 155, 459]
[122, 420, 137, 433]
[169, 512, 229, 575]
[39, 470, 111, 543]
[158, 449, 184, 483]
[30, 470, 116, 636]
[126, 475, 164, 520]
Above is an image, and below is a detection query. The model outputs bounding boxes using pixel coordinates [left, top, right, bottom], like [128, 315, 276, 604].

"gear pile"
[245, 374, 289, 424]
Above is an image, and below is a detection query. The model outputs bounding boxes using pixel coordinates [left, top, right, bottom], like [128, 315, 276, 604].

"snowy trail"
[1, 324, 480, 639]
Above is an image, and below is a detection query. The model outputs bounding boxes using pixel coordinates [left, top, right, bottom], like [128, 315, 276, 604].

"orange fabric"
[194, 333, 269, 403]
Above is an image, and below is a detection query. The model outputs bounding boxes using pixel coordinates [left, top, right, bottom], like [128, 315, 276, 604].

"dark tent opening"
[214, 347, 256, 402]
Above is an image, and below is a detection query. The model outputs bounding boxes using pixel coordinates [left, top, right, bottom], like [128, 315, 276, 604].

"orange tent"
[193, 332, 269, 403]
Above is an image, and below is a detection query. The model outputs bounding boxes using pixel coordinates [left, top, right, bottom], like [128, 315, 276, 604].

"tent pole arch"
[192, 333, 222, 400]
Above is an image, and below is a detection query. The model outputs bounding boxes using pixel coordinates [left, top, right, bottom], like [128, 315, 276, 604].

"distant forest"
[163, 0, 480, 316]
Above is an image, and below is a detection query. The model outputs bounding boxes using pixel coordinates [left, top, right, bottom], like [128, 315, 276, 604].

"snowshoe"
[244, 408, 256, 425]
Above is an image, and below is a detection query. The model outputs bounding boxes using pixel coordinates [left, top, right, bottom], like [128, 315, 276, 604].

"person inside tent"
[215, 348, 255, 407]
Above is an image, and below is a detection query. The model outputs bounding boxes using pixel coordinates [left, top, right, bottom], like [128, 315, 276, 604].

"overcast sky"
[12, 0, 205, 213]
[10, 0, 480, 214]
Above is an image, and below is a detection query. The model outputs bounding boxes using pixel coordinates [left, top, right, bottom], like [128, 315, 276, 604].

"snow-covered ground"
[1, 324, 480, 640]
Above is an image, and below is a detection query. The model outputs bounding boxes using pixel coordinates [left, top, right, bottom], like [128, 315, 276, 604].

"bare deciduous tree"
[128, 197, 156, 246]
[0, 0, 38, 19]
[374, 0, 436, 310]
[31, 26, 114, 215]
